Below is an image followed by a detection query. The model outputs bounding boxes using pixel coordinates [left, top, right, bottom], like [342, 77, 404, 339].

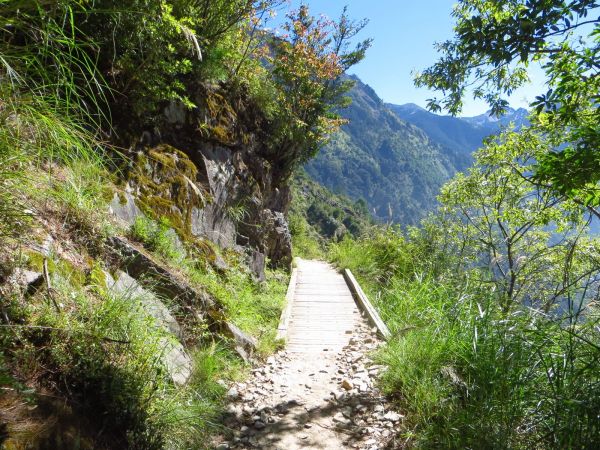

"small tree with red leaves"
[268, 5, 371, 181]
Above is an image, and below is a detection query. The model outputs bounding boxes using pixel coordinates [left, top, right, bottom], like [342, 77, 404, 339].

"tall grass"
[130, 215, 288, 355]
[288, 210, 326, 259]
[1, 250, 239, 449]
[0, 1, 112, 239]
[331, 231, 600, 448]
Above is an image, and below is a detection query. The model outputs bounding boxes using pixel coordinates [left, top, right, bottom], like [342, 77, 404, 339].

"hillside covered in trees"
[305, 76, 529, 225]
[305, 76, 459, 224]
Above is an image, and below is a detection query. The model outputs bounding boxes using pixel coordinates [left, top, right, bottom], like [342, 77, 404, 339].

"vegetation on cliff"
[0, 0, 370, 448]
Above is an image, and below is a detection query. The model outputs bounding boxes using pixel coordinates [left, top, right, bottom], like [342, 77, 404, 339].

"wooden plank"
[281, 259, 361, 353]
[343, 269, 391, 340]
[275, 267, 298, 341]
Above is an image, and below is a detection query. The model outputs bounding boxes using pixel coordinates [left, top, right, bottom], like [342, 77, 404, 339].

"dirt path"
[217, 260, 403, 449]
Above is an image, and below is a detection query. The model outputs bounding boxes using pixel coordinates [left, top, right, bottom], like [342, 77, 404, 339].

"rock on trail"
[216, 260, 403, 449]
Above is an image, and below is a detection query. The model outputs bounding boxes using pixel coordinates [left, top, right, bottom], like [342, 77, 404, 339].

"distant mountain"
[305, 76, 460, 225]
[388, 103, 530, 167]
[461, 107, 530, 130]
[304, 76, 532, 226]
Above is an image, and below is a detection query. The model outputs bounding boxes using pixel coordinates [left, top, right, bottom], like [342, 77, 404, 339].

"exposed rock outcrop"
[116, 82, 294, 274]
[108, 271, 192, 386]
[106, 235, 258, 362]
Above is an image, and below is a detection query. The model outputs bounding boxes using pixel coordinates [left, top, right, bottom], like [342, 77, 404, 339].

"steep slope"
[305, 77, 458, 225]
[288, 171, 374, 257]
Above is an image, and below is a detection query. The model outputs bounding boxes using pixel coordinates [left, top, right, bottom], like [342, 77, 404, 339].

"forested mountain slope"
[305, 77, 459, 225]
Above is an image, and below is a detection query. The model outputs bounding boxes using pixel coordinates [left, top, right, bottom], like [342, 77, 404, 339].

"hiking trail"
[217, 259, 402, 449]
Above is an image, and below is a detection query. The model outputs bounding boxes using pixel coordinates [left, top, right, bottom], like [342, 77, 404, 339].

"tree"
[267, 5, 372, 180]
[436, 128, 600, 312]
[77, 0, 282, 117]
[415, 0, 600, 204]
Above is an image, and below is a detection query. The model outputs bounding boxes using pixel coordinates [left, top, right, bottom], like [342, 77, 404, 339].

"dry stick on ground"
[42, 257, 61, 313]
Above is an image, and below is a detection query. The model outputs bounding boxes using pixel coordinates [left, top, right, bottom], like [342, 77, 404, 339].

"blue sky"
[269, 0, 546, 116]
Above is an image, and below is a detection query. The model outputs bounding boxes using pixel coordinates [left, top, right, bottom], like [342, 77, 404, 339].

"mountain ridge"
[305, 77, 459, 225]
[305, 76, 530, 225]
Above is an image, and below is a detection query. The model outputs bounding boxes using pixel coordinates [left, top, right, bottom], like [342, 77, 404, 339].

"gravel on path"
[215, 321, 404, 449]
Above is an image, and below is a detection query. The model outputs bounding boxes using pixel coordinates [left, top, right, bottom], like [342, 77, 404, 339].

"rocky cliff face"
[116, 82, 293, 275]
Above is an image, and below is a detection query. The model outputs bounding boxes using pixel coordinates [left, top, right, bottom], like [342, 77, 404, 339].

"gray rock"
[106, 236, 216, 314]
[190, 204, 236, 249]
[332, 412, 346, 423]
[213, 252, 229, 272]
[333, 412, 352, 427]
[109, 191, 144, 226]
[249, 250, 266, 282]
[8, 268, 43, 293]
[383, 411, 402, 422]
[110, 271, 182, 339]
[223, 322, 257, 362]
[107, 270, 192, 386]
[160, 336, 192, 386]
[264, 210, 292, 268]
[226, 387, 239, 400]
[189, 148, 237, 249]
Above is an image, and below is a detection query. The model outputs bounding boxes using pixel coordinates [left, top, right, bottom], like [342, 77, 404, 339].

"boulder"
[110, 271, 182, 339]
[223, 322, 258, 362]
[159, 337, 193, 386]
[249, 250, 266, 282]
[8, 268, 43, 290]
[107, 270, 192, 385]
[107, 236, 259, 362]
[106, 236, 218, 317]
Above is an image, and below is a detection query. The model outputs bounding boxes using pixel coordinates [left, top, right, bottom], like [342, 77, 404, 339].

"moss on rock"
[130, 144, 211, 244]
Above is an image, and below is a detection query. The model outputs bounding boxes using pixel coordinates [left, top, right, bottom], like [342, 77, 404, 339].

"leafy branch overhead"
[415, 0, 600, 204]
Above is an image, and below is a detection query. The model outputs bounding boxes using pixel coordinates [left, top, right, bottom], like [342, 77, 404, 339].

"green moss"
[22, 250, 88, 288]
[202, 91, 239, 146]
[117, 191, 127, 205]
[129, 144, 213, 245]
[52, 260, 86, 289]
[23, 250, 45, 273]
[148, 148, 177, 170]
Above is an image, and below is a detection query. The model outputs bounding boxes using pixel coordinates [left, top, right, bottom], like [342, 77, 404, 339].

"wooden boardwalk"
[285, 259, 362, 353]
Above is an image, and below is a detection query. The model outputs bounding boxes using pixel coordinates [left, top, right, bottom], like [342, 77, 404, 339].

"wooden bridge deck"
[285, 259, 362, 353]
